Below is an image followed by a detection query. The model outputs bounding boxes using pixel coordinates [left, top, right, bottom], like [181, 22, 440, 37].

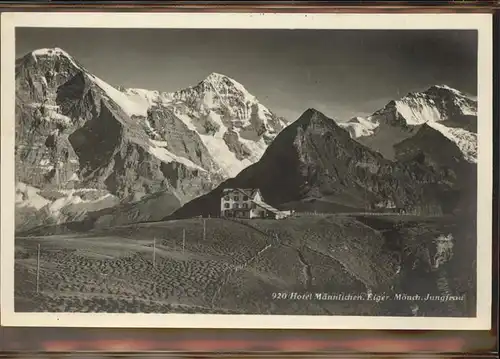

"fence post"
[182, 229, 186, 253]
[153, 237, 156, 268]
[36, 243, 40, 294]
[203, 218, 206, 241]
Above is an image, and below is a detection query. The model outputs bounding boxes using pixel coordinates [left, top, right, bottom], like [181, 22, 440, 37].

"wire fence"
[196, 209, 439, 220]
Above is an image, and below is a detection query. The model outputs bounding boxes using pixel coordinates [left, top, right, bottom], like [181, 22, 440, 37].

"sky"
[16, 28, 477, 121]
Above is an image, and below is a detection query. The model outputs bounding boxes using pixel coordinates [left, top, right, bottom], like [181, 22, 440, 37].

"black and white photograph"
[0, 12, 493, 329]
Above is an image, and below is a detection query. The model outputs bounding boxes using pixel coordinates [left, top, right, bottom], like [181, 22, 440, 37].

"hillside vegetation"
[15, 214, 475, 316]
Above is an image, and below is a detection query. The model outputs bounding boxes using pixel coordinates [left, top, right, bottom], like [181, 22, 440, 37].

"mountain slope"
[15, 48, 286, 231]
[15, 214, 475, 317]
[338, 85, 477, 162]
[167, 109, 469, 220]
[123, 72, 288, 177]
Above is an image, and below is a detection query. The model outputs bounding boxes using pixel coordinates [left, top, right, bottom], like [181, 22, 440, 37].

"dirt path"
[210, 242, 273, 308]
[295, 248, 313, 290]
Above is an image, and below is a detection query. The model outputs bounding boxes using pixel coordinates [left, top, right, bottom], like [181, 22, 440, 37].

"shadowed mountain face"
[167, 108, 475, 220]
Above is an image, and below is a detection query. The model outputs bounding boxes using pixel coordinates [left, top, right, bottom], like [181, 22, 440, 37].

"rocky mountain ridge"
[15, 48, 477, 233]
[167, 108, 475, 221]
[338, 85, 477, 161]
[15, 48, 286, 230]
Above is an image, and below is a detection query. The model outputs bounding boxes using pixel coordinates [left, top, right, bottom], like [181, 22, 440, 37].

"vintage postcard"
[1, 12, 493, 329]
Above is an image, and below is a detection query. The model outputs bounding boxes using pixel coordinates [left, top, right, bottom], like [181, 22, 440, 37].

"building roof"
[252, 200, 281, 214]
[223, 188, 260, 198]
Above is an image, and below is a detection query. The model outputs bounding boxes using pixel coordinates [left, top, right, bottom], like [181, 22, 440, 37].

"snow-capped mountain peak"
[59, 67, 289, 178]
[25, 49, 147, 117]
[205, 72, 230, 80]
[338, 84, 478, 163]
[392, 85, 477, 125]
[32, 47, 72, 58]
[425, 84, 471, 98]
[157, 72, 289, 177]
[201, 72, 254, 100]
[16, 45, 294, 229]
[429, 84, 461, 92]
[30, 47, 82, 70]
[341, 84, 476, 134]
[204, 72, 238, 85]
[18, 48, 289, 181]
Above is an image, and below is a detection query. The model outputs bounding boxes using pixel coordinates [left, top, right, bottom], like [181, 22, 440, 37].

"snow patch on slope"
[43, 111, 72, 126]
[427, 122, 477, 163]
[198, 111, 252, 176]
[238, 135, 268, 163]
[88, 74, 149, 117]
[45, 190, 120, 219]
[174, 112, 199, 132]
[174, 107, 258, 177]
[339, 116, 379, 138]
[147, 140, 207, 172]
[16, 183, 51, 210]
[149, 139, 169, 147]
[123, 88, 162, 108]
[432, 233, 454, 269]
[16, 184, 120, 222]
[395, 100, 444, 126]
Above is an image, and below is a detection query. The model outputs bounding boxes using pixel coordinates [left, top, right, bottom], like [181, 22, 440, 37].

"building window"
[224, 203, 229, 208]
[243, 196, 249, 201]
[243, 203, 248, 209]
[233, 203, 239, 208]
[251, 203, 256, 209]
[224, 196, 229, 201]
[233, 196, 239, 201]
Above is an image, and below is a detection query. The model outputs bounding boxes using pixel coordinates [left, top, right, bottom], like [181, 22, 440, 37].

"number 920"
[272, 292, 288, 300]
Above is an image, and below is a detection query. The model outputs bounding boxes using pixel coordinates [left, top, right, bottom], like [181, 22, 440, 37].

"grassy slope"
[14, 214, 475, 316]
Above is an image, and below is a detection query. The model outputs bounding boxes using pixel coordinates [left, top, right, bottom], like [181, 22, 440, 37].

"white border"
[0, 12, 493, 330]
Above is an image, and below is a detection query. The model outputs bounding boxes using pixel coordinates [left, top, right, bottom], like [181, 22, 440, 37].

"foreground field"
[14, 214, 476, 316]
